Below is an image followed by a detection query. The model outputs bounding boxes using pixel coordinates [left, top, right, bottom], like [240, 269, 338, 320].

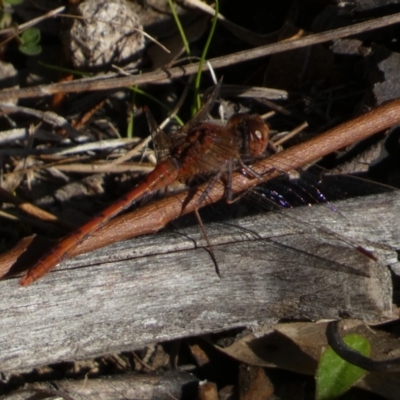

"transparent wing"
[145, 107, 173, 163]
[172, 81, 222, 140]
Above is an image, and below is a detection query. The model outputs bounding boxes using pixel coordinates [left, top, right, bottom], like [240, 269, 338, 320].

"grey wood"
[0, 191, 398, 373]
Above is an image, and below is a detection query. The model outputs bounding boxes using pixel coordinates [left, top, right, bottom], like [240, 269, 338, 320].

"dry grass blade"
[0, 187, 74, 230]
[52, 163, 154, 174]
[0, 103, 78, 137]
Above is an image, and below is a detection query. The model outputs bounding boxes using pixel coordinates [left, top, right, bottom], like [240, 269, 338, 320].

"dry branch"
[1, 12, 400, 100]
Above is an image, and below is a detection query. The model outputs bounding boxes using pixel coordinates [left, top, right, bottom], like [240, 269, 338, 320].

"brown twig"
[70, 98, 400, 255]
[1, 98, 399, 279]
[50, 163, 154, 174]
[1, 12, 400, 100]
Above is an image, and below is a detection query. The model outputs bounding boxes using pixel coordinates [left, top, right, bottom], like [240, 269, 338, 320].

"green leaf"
[19, 43, 41, 56]
[192, 0, 219, 115]
[20, 27, 41, 45]
[316, 334, 370, 400]
[167, 0, 190, 56]
[19, 27, 41, 56]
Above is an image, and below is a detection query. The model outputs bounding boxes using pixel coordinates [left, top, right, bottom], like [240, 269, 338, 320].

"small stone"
[64, 0, 145, 70]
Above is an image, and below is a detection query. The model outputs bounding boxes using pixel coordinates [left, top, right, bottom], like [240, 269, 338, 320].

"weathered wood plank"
[0, 191, 398, 373]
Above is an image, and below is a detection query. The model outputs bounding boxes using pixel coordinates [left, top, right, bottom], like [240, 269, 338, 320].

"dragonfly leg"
[238, 159, 263, 181]
[193, 207, 221, 278]
[195, 164, 229, 206]
[226, 160, 264, 204]
[190, 163, 232, 278]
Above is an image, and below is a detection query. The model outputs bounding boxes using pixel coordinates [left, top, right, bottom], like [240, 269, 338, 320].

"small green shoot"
[192, 0, 219, 115]
[166, 0, 219, 115]
[18, 27, 41, 55]
[127, 90, 137, 138]
[38, 61, 91, 77]
[316, 333, 370, 400]
[167, 0, 190, 56]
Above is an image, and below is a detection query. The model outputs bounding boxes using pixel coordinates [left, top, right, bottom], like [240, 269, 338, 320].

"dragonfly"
[19, 83, 270, 286]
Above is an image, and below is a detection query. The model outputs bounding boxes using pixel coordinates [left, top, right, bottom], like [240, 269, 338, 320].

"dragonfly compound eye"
[246, 116, 269, 157]
[227, 114, 269, 158]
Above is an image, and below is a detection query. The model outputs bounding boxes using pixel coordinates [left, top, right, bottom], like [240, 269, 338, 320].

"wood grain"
[0, 191, 398, 373]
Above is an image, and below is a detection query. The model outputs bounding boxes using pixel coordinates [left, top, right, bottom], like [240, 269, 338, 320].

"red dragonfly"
[19, 84, 269, 286]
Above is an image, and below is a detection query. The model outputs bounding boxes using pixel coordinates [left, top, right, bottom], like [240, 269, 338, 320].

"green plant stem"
[127, 90, 137, 138]
[167, 0, 191, 56]
[38, 61, 90, 77]
[192, 0, 219, 114]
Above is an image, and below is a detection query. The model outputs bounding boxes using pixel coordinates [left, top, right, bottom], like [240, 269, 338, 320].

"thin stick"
[0, 187, 74, 230]
[273, 121, 309, 146]
[0, 6, 65, 38]
[1, 13, 400, 100]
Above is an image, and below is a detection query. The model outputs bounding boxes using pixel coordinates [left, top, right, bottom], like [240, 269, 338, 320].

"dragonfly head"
[227, 114, 269, 158]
